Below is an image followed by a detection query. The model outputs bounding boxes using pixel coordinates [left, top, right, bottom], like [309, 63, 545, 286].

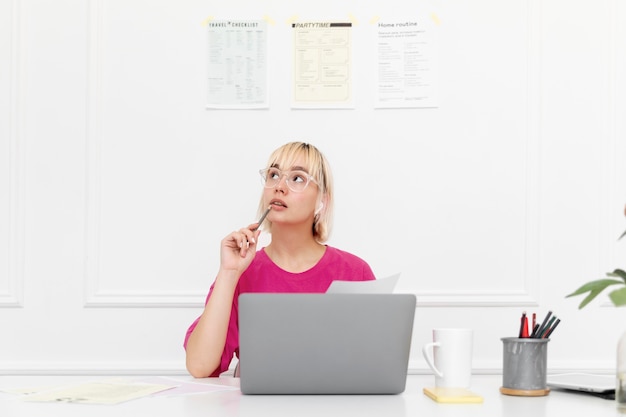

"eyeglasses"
[259, 167, 318, 193]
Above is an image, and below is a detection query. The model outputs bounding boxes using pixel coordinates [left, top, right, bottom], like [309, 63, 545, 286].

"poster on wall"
[206, 20, 268, 109]
[374, 18, 438, 109]
[291, 22, 353, 109]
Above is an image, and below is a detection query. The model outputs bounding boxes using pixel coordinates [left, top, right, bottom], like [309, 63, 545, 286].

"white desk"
[0, 374, 620, 417]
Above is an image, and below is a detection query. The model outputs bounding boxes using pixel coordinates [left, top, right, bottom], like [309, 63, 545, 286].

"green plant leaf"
[576, 288, 605, 309]
[566, 278, 624, 309]
[609, 287, 626, 307]
[566, 279, 623, 297]
[608, 269, 626, 283]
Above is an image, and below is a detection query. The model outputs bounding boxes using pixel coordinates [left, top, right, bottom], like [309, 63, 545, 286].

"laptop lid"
[238, 293, 416, 395]
[546, 373, 615, 394]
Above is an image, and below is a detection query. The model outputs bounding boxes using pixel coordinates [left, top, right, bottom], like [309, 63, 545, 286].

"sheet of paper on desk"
[140, 376, 239, 397]
[326, 273, 401, 294]
[21, 380, 176, 405]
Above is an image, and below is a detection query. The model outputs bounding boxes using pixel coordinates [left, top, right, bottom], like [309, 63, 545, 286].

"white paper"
[21, 380, 176, 405]
[326, 273, 401, 294]
[143, 376, 239, 397]
[206, 20, 268, 109]
[291, 22, 353, 109]
[374, 18, 438, 108]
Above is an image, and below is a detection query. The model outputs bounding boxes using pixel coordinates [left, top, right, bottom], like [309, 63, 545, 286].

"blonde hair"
[257, 142, 333, 242]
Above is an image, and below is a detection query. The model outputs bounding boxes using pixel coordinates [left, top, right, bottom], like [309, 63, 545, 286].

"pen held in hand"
[251, 206, 272, 232]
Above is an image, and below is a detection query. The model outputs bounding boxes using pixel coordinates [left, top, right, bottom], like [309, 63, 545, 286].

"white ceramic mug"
[422, 328, 473, 388]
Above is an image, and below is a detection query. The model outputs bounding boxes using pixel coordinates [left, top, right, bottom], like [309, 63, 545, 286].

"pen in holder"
[500, 337, 550, 396]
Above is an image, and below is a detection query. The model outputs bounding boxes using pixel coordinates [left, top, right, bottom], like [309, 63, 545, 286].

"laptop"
[547, 373, 615, 396]
[238, 293, 416, 395]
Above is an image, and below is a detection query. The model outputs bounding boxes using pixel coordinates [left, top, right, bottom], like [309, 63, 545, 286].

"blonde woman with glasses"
[184, 142, 375, 378]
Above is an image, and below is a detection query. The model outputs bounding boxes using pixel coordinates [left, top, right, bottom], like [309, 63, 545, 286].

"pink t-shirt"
[184, 245, 375, 376]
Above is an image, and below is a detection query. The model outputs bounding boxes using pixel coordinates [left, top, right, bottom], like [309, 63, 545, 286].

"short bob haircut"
[257, 142, 333, 243]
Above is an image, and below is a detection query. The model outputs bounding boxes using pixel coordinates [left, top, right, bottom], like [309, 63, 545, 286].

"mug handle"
[422, 342, 444, 377]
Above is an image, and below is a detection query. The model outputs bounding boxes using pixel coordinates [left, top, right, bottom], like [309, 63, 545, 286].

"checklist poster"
[206, 20, 268, 109]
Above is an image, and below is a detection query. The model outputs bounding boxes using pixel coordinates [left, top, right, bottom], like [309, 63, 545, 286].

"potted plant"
[566, 205, 626, 410]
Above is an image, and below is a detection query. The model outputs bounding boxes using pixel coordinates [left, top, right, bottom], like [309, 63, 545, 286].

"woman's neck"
[264, 231, 326, 273]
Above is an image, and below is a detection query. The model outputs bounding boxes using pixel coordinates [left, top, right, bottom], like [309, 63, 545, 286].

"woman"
[184, 142, 375, 378]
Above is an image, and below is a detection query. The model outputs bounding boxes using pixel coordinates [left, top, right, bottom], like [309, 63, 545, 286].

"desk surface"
[0, 374, 620, 417]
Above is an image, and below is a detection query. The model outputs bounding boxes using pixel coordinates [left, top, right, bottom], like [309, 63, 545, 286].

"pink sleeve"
[183, 287, 239, 377]
[183, 290, 211, 349]
[183, 317, 200, 350]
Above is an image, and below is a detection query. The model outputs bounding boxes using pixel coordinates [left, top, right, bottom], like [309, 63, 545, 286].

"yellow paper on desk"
[423, 387, 484, 403]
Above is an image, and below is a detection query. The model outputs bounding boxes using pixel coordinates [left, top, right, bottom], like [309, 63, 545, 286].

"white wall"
[1, 0, 625, 375]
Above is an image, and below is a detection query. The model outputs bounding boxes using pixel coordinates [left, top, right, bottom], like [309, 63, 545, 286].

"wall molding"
[0, 360, 613, 376]
[597, 0, 624, 308]
[83, 0, 206, 308]
[414, 292, 539, 308]
[0, 361, 188, 376]
[1, 0, 24, 308]
[84, 291, 205, 308]
[414, 0, 542, 308]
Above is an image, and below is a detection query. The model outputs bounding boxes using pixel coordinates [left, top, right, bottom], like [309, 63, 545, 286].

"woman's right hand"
[219, 224, 262, 275]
